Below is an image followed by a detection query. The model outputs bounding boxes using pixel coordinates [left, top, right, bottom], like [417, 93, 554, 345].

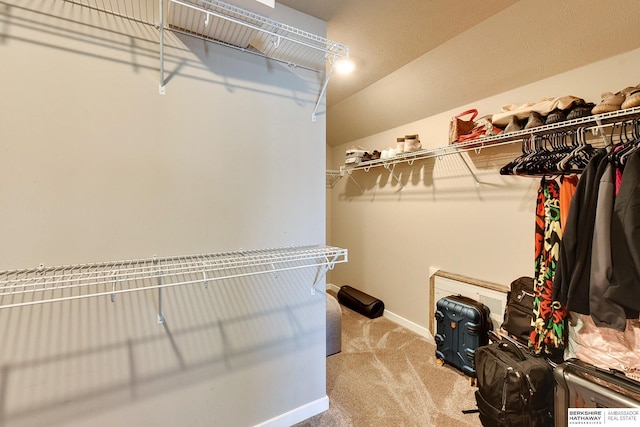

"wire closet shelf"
[60, 0, 349, 118]
[341, 105, 640, 173]
[62, 0, 349, 70]
[0, 245, 348, 310]
[166, 0, 349, 71]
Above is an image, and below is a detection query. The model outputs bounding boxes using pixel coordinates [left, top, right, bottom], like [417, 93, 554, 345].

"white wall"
[327, 47, 640, 336]
[0, 1, 328, 426]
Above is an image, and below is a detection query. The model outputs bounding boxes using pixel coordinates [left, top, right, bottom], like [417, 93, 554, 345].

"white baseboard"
[326, 283, 340, 293]
[254, 396, 329, 427]
[383, 309, 435, 344]
[327, 283, 434, 344]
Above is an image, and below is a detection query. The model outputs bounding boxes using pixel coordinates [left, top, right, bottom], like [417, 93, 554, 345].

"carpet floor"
[295, 295, 483, 426]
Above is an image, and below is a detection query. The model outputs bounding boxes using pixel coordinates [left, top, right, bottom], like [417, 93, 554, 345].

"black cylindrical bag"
[337, 285, 384, 319]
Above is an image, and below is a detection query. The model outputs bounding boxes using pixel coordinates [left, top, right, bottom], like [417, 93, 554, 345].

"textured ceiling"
[277, 0, 640, 146]
[277, 0, 518, 107]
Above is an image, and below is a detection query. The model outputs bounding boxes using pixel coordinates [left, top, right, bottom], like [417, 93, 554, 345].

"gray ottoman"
[326, 293, 342, 356]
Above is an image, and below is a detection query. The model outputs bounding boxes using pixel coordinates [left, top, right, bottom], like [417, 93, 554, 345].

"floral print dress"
[530, 178, 567, 360]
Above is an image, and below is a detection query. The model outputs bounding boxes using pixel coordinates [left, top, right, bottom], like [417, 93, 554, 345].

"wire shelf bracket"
[326, 169, 344, 188]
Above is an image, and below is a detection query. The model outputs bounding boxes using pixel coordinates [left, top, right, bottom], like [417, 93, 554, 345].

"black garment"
[604, 150, 640, 314]
[589, 163, 627, 330]
[552, 149, 607, 313]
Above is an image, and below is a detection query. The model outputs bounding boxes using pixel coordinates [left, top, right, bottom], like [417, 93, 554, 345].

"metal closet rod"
[0, 245, 348, 310]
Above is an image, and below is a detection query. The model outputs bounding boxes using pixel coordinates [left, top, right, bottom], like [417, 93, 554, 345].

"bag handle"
[454, 109, 478, 121]
[489, 330, 527, 361]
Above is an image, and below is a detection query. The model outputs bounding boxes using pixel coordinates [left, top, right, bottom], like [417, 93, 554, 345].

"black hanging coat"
[604, 150, 640, 315]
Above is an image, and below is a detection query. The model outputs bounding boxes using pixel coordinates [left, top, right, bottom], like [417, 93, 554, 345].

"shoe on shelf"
[592, 91, 626, 115]
[504, 115, 523, 133]
[524, 111, 545, 129]
[545, 109, 566, 125]
[566, 102, 595, 120]
[621, 84, 640, 109]
[381, 148, 396, 160]
[403, 134, 422, 152]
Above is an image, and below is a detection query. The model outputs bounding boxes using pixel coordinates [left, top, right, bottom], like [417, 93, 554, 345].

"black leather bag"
[337, 285, 384, 319]
[501, 277, 535, 344]
[475, 334, 554, 427]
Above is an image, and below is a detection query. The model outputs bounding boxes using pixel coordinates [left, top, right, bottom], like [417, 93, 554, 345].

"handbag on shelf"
[457, 116, 501, 144]
[448, 109, 478, 144]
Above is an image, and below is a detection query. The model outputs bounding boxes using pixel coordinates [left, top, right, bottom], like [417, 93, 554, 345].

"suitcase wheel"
[436, 357, 445, 367]
[434, 334, 444, 346]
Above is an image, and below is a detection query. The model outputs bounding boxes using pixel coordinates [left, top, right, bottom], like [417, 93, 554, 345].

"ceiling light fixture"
[335, 57, 355, 74]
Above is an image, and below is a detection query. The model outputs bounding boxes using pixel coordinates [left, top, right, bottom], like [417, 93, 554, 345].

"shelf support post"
[383, 163, 404, 189]
[594, 118, 611, 147]
[154, 256, 165, 324]
[203, 271, 209, 289]
[159, 0, 166, 95]
[312, 56, 337, 122]
[111, 271, 117, 302]
[311, 255, 338, 294]
[343, 168, 363, 192]
[457, 152, 480, 188]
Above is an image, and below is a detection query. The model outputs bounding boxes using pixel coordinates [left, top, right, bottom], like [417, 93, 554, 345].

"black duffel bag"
[501, 276, 535, 344]
[337, 285, 384, 319]
[475, 333, 554, 427]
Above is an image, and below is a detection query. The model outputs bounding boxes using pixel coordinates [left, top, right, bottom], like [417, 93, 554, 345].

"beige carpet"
[295, 295, 483, 427]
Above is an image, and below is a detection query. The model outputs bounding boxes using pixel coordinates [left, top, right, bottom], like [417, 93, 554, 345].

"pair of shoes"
[345, 146, 366, 164]
[545, 109, 566, 125]
[545, 97, 593, 125]
[566, 101, 595, 120]
[361, 150, 381, 162]
[396, 135, 422, 153]
[591, 86, 640, 115]
[592, 91, 627, 115]
[622, 84, 640, 109]
[381, 148, 397, 159]
[403, 134, 422, 152]
[524, 111, 545, 129]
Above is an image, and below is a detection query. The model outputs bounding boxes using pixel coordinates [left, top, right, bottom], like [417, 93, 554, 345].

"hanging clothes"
[589, 163, 627, 331]
[559, 175, 579, 232]
[614, 144, 625, 195]
[552, 149, 607, 313]
[530, 177, 566, 359]
[604, 150, 640, 314]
